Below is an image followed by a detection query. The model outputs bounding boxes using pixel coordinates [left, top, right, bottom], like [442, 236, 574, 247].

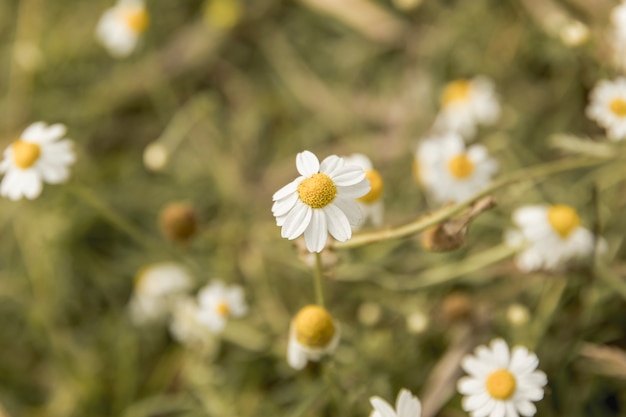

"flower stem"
[313, 252, 325, 307]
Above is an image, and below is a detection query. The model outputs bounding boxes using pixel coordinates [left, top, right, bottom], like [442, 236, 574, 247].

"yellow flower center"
[12, 139, 41, 169]
[441, 80, 471, 106]
[293, 305, 335, 348]
[297, 173, 337, 209]
[610, 98, 626, 117]
[485, 369, 517, 400]
[122, 6, 149, 33]
[448, 154, 474, 179]
[547, 204, 580, 238]
[216, 302, 230, 317]
[358, 169, 383, 203]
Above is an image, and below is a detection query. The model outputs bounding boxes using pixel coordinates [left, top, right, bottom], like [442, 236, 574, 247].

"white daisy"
[169, 297, 214, 347]
[196, 280, 247, 333]
[369, 388, 422, 417]
[272, 150, 370, 253]
[586, 78, 626, 141]
[414, 133, 498, 203]
[433, 76, 501, 139]
[343, 153, 384, 228]
[128, 262, 193, 325]
[287, 305, 340, 370]
[505, 204, 595, 272]
[0, 122, 75, 201]
[457, 338, 547, 417]
[96, 0, 149, 58]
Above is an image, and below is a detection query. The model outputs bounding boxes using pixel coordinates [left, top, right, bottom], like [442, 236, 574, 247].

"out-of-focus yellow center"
[441, 80, 471, 106]
[297, 173, 337, 209]
[122, 7, 149, 33]
[547, 205, 580, 238]
[12, 139, 41, 169]
[485, 369, 516, 400]
[204, 0, 242, 31]
[293, 305, 335, 348]
[358, 169, 383, 203]
[216, 302, 230, 317]
[448, 154, 474, 179]
[610, 98, 626, 117]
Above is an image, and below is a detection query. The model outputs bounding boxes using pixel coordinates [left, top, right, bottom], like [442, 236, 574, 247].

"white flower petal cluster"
[586, 78, 626, 141]
[458, 339, 547, 417]
[196, 280, 247, 333]
[272, 150, 370, 252]
[434, 76, 501, 139]
[0, 122, 75, 201]
[96, 0, 149, 58]
[169, 297, 211, 346]
[505, 204, 595, 272]
[415, 133, 497, 203]
[287, 305, 340, 370]
[370, 388, 422, 417]
[343, 153, 384, 228]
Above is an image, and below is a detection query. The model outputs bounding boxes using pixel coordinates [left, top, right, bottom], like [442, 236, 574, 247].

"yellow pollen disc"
[358, 169, 383, 203]
[448, 154, 474, 179]
[610, 98, 626, 117]
[216, 302, 230, 317]
[122, 7, 149, 33]
[297, 173, 337, 209]
[547, 205, 580, 238]
[485, 369, 516, 400]
[293, 305, 335, 348]
[12, 139, 41, 169]
[441, 80, 471, 106]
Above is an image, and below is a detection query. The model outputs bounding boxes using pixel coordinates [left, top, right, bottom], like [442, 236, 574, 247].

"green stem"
[313, 252, 325, 306]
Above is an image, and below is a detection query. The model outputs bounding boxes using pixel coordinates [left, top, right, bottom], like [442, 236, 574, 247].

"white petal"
[514, 400, 536, 417]
[489, 401, 506, 417]
[33, 123, 67, 143]
[320, 155, 345, 177]
[471, 399, 496, 417]
[323, 204, 352, 242]
[337, 178, 370, 198]
[369, 397, 397, 417]
[467, 145, 488, 162]
[272, 192, 299, 217]
[490, 339, 510, 367]
[512, 206, 547, 228]
[333, 196, 363, 226]
[296, 151, 320, 177]
[36, 161, 70, 184]
[287, 337, 308, 370]
[272, 177, 302, 201]
[331, 165, 366, 186]
[505, 402, 519, 417]
[463, 393, 491, 412]
[21, 170, 43, 199]
[396, 389, 421, 417]
[304, 209, 328, 253]
[20, 122, 46, 142]
[462, 356, 495, 378]
[458, 377, 485, 395]
[509, 347, 537, 375]
[281, 201, 312, 240]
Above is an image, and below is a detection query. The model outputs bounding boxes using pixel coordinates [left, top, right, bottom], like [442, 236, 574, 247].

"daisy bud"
[143, 142, 169, 172]
[406, 311, 429, 334]
[287, 305, 341, 370]
[506, 303, 530, 327]
[440, 292, 473, 324]
[159, 202, 198, 245]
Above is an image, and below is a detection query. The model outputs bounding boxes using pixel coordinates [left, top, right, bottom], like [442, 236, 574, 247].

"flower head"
[343, 153, 384, 228]
[169, 297, 216, 348]
[287, 305, 340, 370]
[196, 280, 247, 333]
[458, 339, 547, 417]
[415, 133, 497, 203]
[505, 204, 595, 272]
[96, 0, 149, 58]
[586, 78, 626, 141]
[272, 150, 370, 252]
[369, 388, 422, 417]
[0, 122, 75, 201]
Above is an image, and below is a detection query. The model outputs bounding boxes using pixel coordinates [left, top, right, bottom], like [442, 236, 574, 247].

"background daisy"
[343, 153, 384, 228]
[287, 305, 340, 370]
[196, 280, 247, 333]
[586, 78, 626, 141]
[96, 0, 149, 58]
[370, 388, 422, 417]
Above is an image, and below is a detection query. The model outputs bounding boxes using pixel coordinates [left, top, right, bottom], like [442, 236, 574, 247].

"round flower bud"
[159, 202, 198, 244]
[440, 292, 473, 323]
[293, 305, 336, 349]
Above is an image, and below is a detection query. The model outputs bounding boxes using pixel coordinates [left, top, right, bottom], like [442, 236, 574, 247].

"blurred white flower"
[169, 297, 213, 347]
[370, 388, 422, 417]
[506, 304, 530, 327]
[143, 142, 169, 172]
[414, 133, 498, 203]
[196, 280, 247, 333]
[505, 204, 595, 272]
[586, 78, 626, 141]
[96, 0, 149, 58]
[0, 122, 75, 201]
[128, 262, 193, 325]
[272, 150, 369, 252]
[343, 153, 384, 228]
[458, 338, 547, 417]
[434, 76, 501, 139]
[287, 305, 340, 370]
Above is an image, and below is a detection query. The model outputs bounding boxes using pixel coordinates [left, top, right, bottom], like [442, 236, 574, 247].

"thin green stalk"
[313, 252, 325, 306]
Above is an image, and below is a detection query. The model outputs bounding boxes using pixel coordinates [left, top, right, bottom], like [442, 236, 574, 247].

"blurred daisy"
[0, 122, 75, 201]
[287, 305, 340, 370]
[343, 153, 384, 228]
[272, 150, 370, 253]
[458, 338, 547, 417]
[128, 262, 193, 325]
[434, 77, 501, 139]
[369, 388, 422, 417]
[196, 280, 247, 333]
[96, 0, 149, 58]
[169, 297, 213, 347]
[505, 204, 595, 272]
[414, 133, 498, 203]
[586, 78, 626, 141]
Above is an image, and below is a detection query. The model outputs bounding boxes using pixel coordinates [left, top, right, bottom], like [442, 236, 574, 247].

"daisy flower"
[458, 339, 547, 417]
[505, 204, 595, 272]
[287, 305, 340, 370]
[370, 389, 421, 417]
[414, 133, 498, 203]
[0, 122, 75, 201]
[433, 76, 501, 139]
[586, 78, 626, 141]
[272, 150, 370, 253]
[343, 153, 384, 228]
[196, 280, 247, 333]
[169, 297, 215, 347]
[128, 262, 193, 325]
[96, 0, 149, 58]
